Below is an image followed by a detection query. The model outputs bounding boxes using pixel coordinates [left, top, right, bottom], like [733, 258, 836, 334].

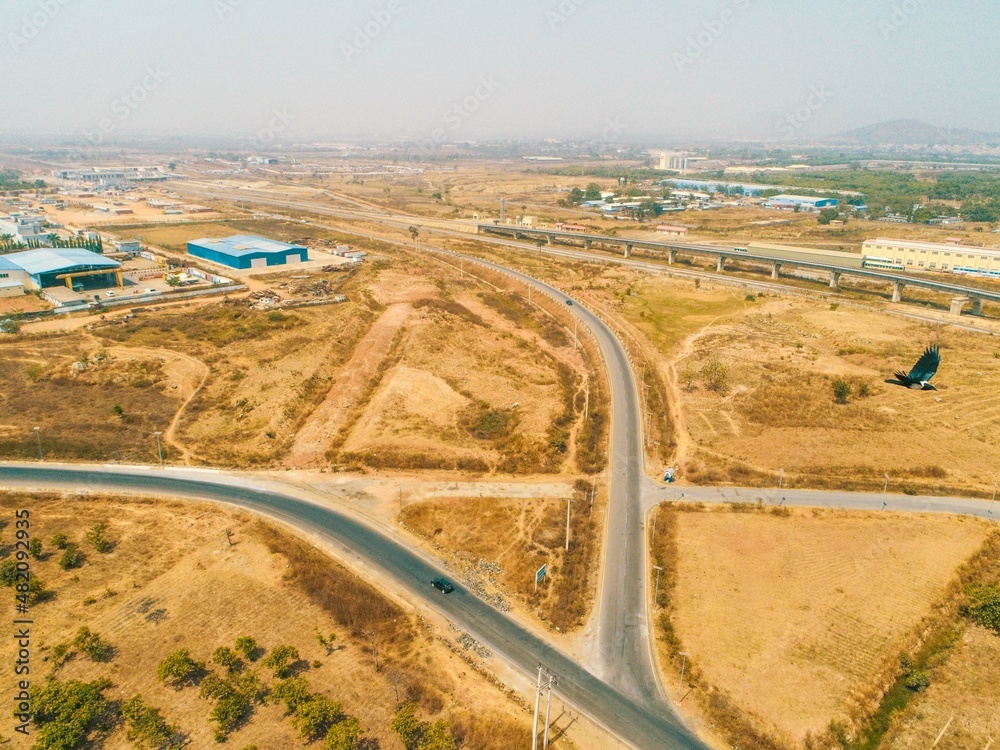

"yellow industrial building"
[862, 238, 1000, 275]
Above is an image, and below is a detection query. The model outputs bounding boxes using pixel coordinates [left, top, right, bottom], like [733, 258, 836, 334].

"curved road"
[0, 463, 698, 750]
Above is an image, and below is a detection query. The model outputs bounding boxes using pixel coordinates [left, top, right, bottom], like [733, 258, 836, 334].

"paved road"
[0, 463, 702, 750]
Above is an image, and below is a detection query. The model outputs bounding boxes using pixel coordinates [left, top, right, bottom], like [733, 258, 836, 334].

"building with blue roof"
[187, 234, 309, 270]
[0, 247, 122, 291]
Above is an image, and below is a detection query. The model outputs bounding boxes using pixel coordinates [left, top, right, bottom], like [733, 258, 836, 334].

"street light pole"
[32, 427, 42, 460]
[565, 496, 571, 551]
[653, 565, 663, 608]
[678, 652, 689, 702]
[153, 431, 163, 466]
[778, 468, 783, 490]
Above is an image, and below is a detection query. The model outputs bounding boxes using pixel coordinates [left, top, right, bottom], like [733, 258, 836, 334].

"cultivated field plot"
[881, 625, 1000, 749]
[0, 493, 535, 749]
[661, 506, 991, 746]
[401, 484, 600, 631]
[670, 293, 1000, 493]
[0, 337, 185, 463]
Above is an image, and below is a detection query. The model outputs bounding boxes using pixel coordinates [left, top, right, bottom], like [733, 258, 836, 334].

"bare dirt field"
[0, 492, 545, 749]
[655, 505, 992, 748]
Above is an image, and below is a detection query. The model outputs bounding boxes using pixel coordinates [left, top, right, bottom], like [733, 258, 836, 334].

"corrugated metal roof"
[188, 234, 305, 257]
[0, 256, 20, 271]
[1, 248, 121, 276]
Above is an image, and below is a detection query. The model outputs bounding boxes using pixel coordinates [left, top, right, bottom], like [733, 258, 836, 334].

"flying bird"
[885, 344, 941, 390]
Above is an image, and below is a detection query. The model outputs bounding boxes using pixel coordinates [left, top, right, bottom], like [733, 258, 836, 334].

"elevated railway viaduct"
[478, 224, 1000, 316]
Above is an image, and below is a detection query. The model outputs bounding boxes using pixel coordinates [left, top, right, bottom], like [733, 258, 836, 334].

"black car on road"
[431, 577, 454, 594]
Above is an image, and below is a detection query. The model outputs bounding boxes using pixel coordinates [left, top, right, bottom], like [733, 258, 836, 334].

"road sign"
[535, 564, 547, 592]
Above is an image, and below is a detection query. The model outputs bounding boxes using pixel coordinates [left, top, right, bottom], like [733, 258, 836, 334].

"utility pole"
[531, 666, 557, 750]
[153, 431, 164, 466]
[778, 468, 783, 490]
[583, 380, 589, 421]
[991, 482, 998, 517]
[32, 426, 42, 460]
[678, 652, 689, 703]
[565, 496, 571, 551]
[573, 316, 578, 348]
[398, 488, 403, 517]
[653, 564, 663, 608]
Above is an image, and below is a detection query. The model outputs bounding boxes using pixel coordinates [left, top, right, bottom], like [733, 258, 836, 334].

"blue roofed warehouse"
[187, 235, 309, 270]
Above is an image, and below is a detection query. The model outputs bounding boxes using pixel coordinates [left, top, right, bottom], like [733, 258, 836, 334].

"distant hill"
[829, 119, 1000, 147]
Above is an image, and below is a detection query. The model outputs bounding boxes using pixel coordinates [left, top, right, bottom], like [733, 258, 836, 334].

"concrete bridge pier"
[547, 235, 553, 245]
[624, 243, 633, 259]
[716, 255, 726, 273]
[950, 296, 969, 315]
[971, 297, 984, 316]
[771, 262, 782, 280]
[667, 249, 676, 265]
[583, 239, 592, 250]
[891, 281, 906, 303]
[829, 271, 841, 289]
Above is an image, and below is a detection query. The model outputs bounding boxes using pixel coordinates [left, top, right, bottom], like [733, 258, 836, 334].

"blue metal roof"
[1, 248, 121, 276]
[0, 256, 20, 271]
[189, 234, 305, 257]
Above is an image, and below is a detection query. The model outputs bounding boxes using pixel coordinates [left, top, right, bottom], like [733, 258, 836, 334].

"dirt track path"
[105, 345, 210, 463]
[286, 303, 413, 468]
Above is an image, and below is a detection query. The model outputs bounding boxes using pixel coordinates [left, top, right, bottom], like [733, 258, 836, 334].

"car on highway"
[431, 577, 454, 594]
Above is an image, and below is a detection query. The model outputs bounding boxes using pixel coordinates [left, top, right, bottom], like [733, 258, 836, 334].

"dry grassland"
[0, 337, 184, 463]
[879, 625, 1000, 749]
[400, 481, 601, 631]
[654, 505, 991, 748]
[0, 493, 536, 749]
[659, 291, 1000, 494]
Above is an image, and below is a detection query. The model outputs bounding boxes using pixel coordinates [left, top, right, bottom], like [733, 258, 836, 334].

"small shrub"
[701, 357, 730, 394]
[272, 677, 312, 713]
[962, 584, 1000, 633]
[31, 677, 114, 750]
[857, 383, 871, 398]
[50, 533, 69, 549]
[293, 695, 343, 741]
[213, 646, 240, 672]
[60, 544, 85, 570]
[85, 523, 114, 553]
[831, 379, 852, 404]
[905, 670, 930, 692]
[324, 717, 363, 750]
[73, 627, 114, 662]
[122, 694, 183, 750]
[28, 538, 42, 558]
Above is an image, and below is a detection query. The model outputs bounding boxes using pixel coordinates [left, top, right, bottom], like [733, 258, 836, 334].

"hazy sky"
[2, 0, 997, 145]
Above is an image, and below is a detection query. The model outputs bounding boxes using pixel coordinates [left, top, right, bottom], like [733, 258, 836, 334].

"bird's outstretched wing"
[906, 345, 940, 383]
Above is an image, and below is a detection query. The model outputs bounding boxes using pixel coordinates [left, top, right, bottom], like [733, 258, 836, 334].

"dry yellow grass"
[880, 625, 1000, 749]
[663, 507, 991, 746]
[0, 492, 536, 749]
[671, 293, 1000, 493]
[401, 486, 601, 631]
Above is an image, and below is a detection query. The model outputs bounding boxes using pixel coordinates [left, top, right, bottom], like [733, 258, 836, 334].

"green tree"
[272, 677, 312, 713]
[213, 646, 240, 672]
[831, 379, 852, 404]
[263, 644, 300, 679]
[59, 544, 85, 570]
[701, 357, 730, 394]
[157, 649, 205, 687]
[32, 677, 114, 750]
[235, 635, 261, 661]
[324, 717, 363, 750]
[565, 187, 584, 205]
[293, 696, 343, 741]
[962, 584, 1000, 633]
[28, 537, 42, 558]
[420, 719, 457, 750]
[49, 532, 68, 550]
[583, 182, 603, 201]
[817, 207, 840, 224]
[85, 523, 113, 553]
[121, 694, 182, 750]
[391, 703, 424, 750]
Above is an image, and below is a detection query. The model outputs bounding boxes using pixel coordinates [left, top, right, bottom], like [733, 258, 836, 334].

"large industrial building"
[0, 215, 52, 245]
[0, 248, 122, 292]
[766, 195, 838, 211]
[862, 237, 1000, 274]
[187, 235, 309, 270]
